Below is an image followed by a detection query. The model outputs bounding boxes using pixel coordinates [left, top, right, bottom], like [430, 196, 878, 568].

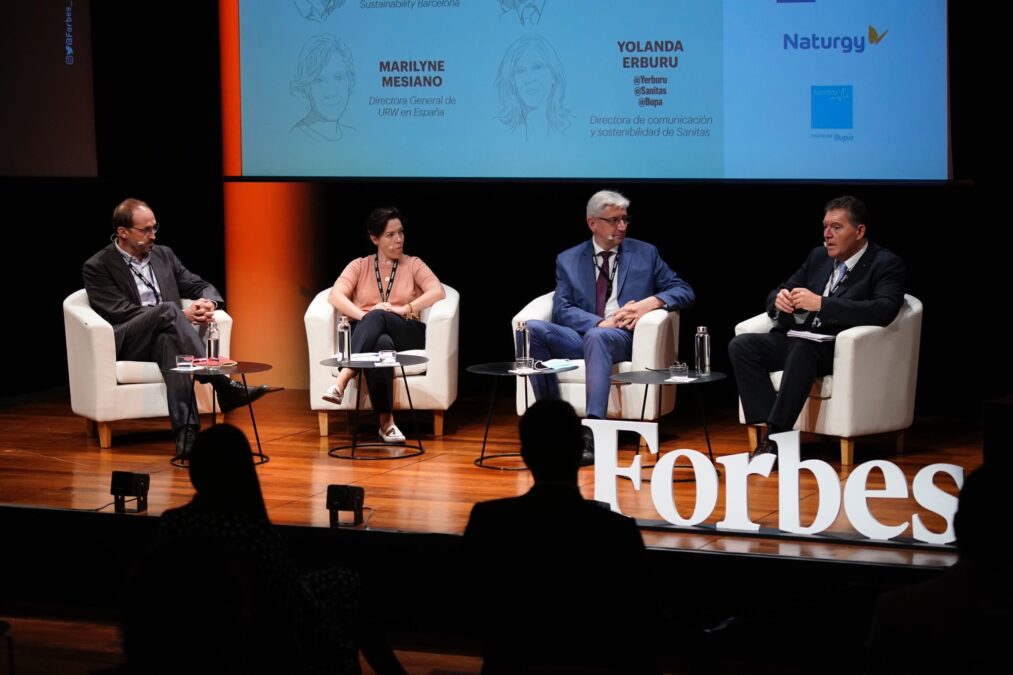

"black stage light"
[327, 484, 364, 527]
[110, 471, 150, 514]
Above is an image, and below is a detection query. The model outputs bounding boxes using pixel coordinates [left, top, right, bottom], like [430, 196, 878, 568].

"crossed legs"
[330, 310, 425, 433]
[115, 303, 207, 431]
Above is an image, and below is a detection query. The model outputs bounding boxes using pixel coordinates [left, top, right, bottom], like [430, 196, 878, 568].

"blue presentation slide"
[237, 0, 947, 180]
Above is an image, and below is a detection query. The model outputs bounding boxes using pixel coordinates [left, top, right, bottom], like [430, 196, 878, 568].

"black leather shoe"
[175, 425, 199, 459]
[749, 437, 778, 458]
[214, 379, 274, 413]
[580, 426, 595, 467]
[749, 437, 778, 471]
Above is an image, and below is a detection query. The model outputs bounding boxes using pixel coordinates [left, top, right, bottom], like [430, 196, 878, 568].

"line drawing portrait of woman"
[498, 0, 546, 26]
[292, 0, 346, 23]
[290, 34, 356, 142]
[494, 34, 572, 140]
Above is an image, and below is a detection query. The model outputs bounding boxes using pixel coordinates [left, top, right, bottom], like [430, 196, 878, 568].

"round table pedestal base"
[329, 443, 424, 461]
[473, 452, 525, 470]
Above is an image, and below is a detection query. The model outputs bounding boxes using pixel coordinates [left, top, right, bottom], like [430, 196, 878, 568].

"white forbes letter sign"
[584, 421, 962, 545]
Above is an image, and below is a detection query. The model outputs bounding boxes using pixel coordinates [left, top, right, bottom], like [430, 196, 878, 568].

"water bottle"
[336, 316, 351, 364]
[694, 326, 711, 376]
[514, 320, 532, 370]
[205, 320, 220, 368]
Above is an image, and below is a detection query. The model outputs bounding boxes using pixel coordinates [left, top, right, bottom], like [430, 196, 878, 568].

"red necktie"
[595, 251, 613, 317]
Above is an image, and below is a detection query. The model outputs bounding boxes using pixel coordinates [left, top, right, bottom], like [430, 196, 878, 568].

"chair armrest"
[305, 289, 338, 400]
[735, 313, 776, 336]
[631, 309, 680, 369]
[830, 306, 923, 430]
[510, 292, 553, 347]
[421, 285, 460, 407]
[511, 292, 553, 325]
[305, 289, 337, 358]
[63, 298, 118, 420]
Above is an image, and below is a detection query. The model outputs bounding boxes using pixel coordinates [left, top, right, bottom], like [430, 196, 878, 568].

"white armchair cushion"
[115, 361, 165, 384]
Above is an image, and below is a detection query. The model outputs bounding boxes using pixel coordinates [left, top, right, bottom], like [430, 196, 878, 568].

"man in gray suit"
[83, 198, 274, 457]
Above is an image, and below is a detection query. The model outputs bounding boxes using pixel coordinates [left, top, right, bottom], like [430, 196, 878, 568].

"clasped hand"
[599, 298, 656, 330]
[774, 288, 822, 314]
[371, 302, 409, 317]
[185, 298, 217, 324]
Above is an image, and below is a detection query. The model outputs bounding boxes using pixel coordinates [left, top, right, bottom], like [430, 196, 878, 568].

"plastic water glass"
[669, 362, 689, 378]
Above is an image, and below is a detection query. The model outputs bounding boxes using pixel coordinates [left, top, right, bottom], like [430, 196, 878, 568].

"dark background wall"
[0, 3, 989, 416]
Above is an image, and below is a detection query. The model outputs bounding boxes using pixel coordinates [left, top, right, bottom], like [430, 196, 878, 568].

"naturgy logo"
[783, 25, 888, 54]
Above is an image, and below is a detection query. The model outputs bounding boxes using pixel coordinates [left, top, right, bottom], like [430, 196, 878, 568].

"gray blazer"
[82, 243, 223, 350]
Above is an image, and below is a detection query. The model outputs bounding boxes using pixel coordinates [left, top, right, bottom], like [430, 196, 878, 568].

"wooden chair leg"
[433, 411, 444, 436]
[97, 422, 113, 449]
[747, 425, 761, 451]
[840, 437, 855, 466]
[895, 430, 905, 454]
[318, 412, 330, 437]
[84, 418, 97, 438]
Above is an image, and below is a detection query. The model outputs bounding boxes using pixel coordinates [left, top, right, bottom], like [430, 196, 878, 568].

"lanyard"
[373, 255, 398, 303]
[127, 260, 161, 304]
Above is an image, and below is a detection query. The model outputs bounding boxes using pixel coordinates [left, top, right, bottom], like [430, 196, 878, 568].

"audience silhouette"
[866, 464, 1008, 674]
[462, 399, 666, 674]
[123, 424, 404, 674]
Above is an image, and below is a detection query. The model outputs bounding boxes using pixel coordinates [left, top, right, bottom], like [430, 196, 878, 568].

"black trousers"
[115, 303, 208, 431]
[350, 311, 426, 414]
[728, 330, 835, 432]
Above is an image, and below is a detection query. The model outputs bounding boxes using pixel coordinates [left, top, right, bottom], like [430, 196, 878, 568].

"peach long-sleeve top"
[334, 255, 440, 313]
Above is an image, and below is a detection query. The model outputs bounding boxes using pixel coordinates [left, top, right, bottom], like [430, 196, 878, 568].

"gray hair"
[586, 190, 630, 218]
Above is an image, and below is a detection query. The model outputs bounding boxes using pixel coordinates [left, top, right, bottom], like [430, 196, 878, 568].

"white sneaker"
[379, 424, 406, 443]
[322, 384, 344, 405]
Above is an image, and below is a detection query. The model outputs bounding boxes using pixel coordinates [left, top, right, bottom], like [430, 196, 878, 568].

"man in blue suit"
[728, 196, 906, 462]
[527, 190, 695, 459]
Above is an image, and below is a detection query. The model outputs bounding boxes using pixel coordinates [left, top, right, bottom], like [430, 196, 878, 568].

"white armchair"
[305, 284, 459, 436]
[63, 289, 233, 448]
[510, 292, 680, 419]
[734, 294, 923, 465]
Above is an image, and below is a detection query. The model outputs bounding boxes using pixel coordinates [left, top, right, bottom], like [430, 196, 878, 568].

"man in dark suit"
[461, 399, 665, 674]
[728, 196, 906, 460]
[527, 190, 694, 460]
[83, 198, 274, 456]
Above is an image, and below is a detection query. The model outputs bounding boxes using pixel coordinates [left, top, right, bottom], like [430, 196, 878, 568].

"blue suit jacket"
[551, 238, 694, 334]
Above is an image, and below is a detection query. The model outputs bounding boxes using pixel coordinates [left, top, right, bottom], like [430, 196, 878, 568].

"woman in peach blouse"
[325, 207, 445, 443]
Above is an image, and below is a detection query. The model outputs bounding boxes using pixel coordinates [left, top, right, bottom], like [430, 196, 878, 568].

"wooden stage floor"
[0, 388, 981, 569]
